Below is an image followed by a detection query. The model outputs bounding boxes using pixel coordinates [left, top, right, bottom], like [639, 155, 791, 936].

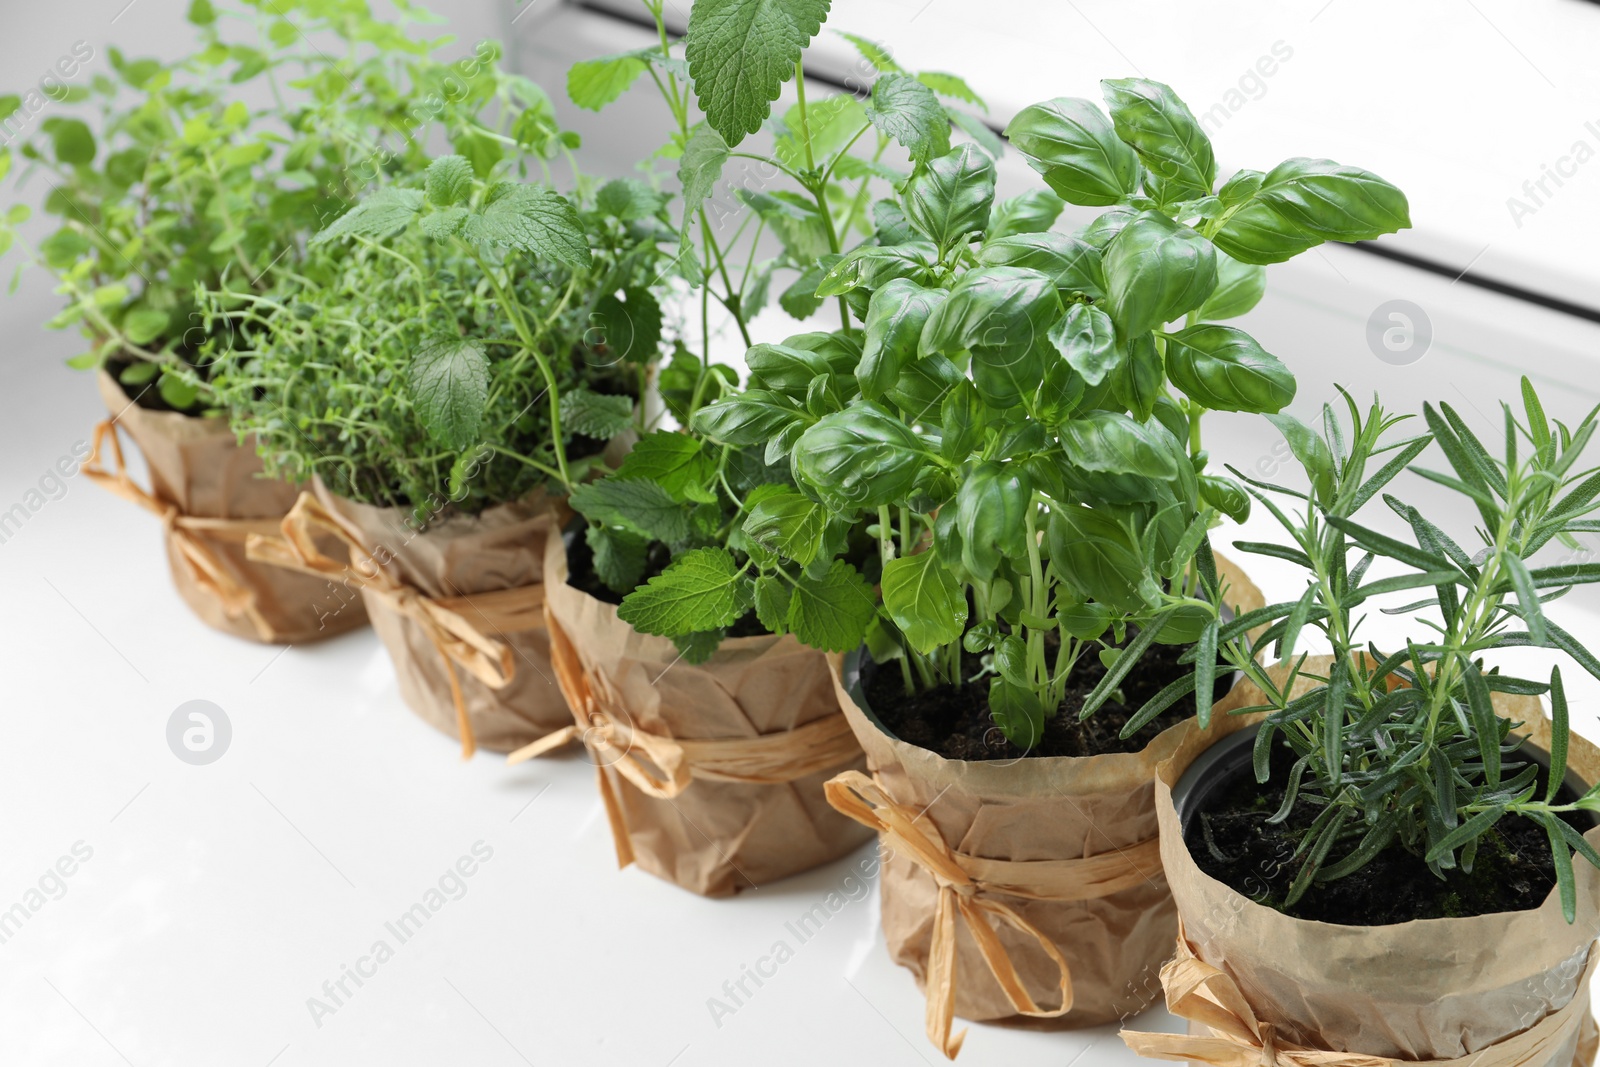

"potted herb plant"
[1126, 383, 1600, 1067]
[0, 0, 548, 642]
[689, 79, 1407, 1055]
[509, 1, 995, 893]
[213, 155, 670, 758]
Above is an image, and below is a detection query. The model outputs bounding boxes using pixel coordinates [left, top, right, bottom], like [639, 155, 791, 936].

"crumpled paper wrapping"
[830, 554, 1266, 1028]
[310, 478, 569, 753]
[1156, 656, 1600, 1066]
[94, 371, 367, 643]
[542, 532, 874, 898]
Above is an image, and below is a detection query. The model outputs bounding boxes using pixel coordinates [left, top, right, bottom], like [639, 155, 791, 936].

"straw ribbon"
[1122, 925, 1598, 1067]
[825, 770, 1162, 1059]
[83, 418, 283, 641]
[247, 491, 536, 759]
[507, 608, 864, 870]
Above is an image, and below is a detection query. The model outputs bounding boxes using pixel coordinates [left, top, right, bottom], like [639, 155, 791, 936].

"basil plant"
[690, 79, 1410, 748]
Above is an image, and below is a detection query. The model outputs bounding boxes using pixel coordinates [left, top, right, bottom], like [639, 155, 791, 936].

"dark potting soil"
[564, 527, 768, 637]
[1186, 740, 1589, 923]
[863, 638, 1209, 760]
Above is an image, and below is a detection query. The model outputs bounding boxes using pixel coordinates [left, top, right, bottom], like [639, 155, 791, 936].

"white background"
[5, 2, 1600, 1065]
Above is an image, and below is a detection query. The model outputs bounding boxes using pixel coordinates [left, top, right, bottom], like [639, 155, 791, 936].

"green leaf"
[408, 339, 488, 450]
[835, 31, 900, 73]
[956, 461, 1031, 580]
[917, 71, 986, 111]
[1463, 661, 1502, 789]
[1047, 506, 1150, 615]
[567, 51, 650, 111]
[753, 575, 793, 632]
[122, 309, 170, 347]
[1164, 324, 1295, 413]
[591, 286, 663, 364]
[187, 0, 217, 24]
[1504, 552, 1547, 645]
[986, 190, 1066, 240]
[425, 155, 475, 207]
[1060, 411, 1179, 478]
[1550, 666, 1569, 804]
[787, 561, 876, 652]
[618, 547, 752, 636]
[903, 143, 995, 250]
[1080, 608, 1172, 715]
[742, 487, 829, 565]
[1197, 251, 1266, 320]
[419, 207, 470, 239]
[158, 373, 200, 411]
[976, 232, 1104, 298]
[1102, 211, 1217, 336]
[881, 551, 966, 654]
[313, 188, 424, 244]
[1265, 413, 1335, 501]
[678, 123, 730, 238]
[461, 184, 591, 268]
[814, 242, 935, 297]
[692, 390, 808, 446]
[586, 524, 650, 594]
[1003, 96, 1140, 206]
[596, 178, 667, 222]
[615, 431, 717, 503]
[1198, 474, 1250, 523]
[569, 478, 689, 543]
[560, 388, 635, 439]
[674, 630, 728, 664]
[1256, 157, 1411, 241]
[1424, 804, 1507, 864]
[792, 401, 931, 512]
[683, 0, 832, 147]
[919, 267, 1060, 405]
[1100, 78, 1215, 203]
[865, 73, 950, 164]
[858, 279, 946, 400]
[1048, 302, 1121, 386]
[744, 342, 833, 394]
[1210, 170, 1321, 265]
[989, 680, 1044, 749]
[41, 117, 96, 166]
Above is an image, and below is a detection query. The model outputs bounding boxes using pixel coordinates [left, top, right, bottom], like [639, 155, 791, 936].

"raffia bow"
[247, 491, 539, 759]
[1122, 925, 1600, 1067]
[84, 418, 284, 641]
[825, 769, 1164, 1059]
[506, 608, 864, 869]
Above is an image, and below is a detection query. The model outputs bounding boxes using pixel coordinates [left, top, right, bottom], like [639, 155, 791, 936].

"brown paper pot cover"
[312, 479, 569, 754]
[543, 531, 875, 898]
[831, 554, 1267, 1028]
[1156, 657, 1600, 1066]
[96, 371, 367, 643]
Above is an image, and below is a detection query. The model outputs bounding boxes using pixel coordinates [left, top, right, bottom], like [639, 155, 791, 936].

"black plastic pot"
[1173, 723, 1599, 837]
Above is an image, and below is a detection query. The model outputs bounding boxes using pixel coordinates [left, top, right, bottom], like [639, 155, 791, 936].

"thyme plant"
[1212, 383, 1600, 917]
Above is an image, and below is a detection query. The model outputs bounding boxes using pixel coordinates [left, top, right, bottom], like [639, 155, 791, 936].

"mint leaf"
[461, 184, 591, 268]
[615, 431, 717, 503]
[787, 561, 875, 652]
[683, 0, 832, 147]
[591, 286, 662, 364]
[586, 524, 650, 594]
[674, 629, 727, 664]
[560, 388, 635, 439]
[419, 206, 470, 239]
[596, 178, 666, 221]
[917, 72, 986, 111]
[567, 50, 650, 111]
[408, 340, 488, 450]
[881, 551, 966, 654]
[569, 478, 690, 543]
[313, 188, 423, 245]
[865, 73, 950, 164]
[835, 31, 900, 73]
[618, 547, 752, 636]
[425, 155, 475, 207]
[678, 123, 730, 238]
[753, 575, 792, 632]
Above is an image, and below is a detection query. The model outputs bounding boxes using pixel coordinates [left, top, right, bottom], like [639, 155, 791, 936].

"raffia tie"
[1122, 924, 1600, 1067]
[506, 607, 863, 870]
[83, 418, 283, 641]
[247, 491, 540, 760]
[825, 769, 1163, 1060]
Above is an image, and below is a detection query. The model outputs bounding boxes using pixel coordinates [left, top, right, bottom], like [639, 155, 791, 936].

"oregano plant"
[688, 78, 1409, 750]
[1209, 382, 1600, 919]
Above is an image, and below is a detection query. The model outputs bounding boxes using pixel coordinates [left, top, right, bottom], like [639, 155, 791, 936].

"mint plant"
[566, 0, 994, 415]
[690, 80, 1409, 750]
[203, 156, 669, 515]
[1211, 383, 1600, 918]
[0, 0, 572, 412]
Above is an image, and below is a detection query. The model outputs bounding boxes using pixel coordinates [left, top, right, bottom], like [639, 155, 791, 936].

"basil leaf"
[1257, 157, 1411, 241]
[1060, 411, 1179, 478]
[986, 189, 1066, 239]
[1197, 251, 1266, 320]
[1048, 302, 1121, 386]
[919, 265, 1061, 363]
[1211, 169, 1321, 265]
[1047, 506, 1150, 614]
[1003, 96, 1140, 206]
[1101, 78, 1215, 203]
[903, 143, 996, 250]
[792, 401, 932, 511]
[975, 232, 1105, 299]
[692, 389, 809, 445]
[813, 242, 936, 298]
[957, 461, 1031, 580]
[1102, 210, 1217, 337]
[745, 342, 833, 395]
[858, 279, 947, 401]
[1164, 324, 1295, 413]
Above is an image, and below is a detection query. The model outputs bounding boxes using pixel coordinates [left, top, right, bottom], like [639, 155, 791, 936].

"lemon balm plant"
[694, 81, 1411, 753]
